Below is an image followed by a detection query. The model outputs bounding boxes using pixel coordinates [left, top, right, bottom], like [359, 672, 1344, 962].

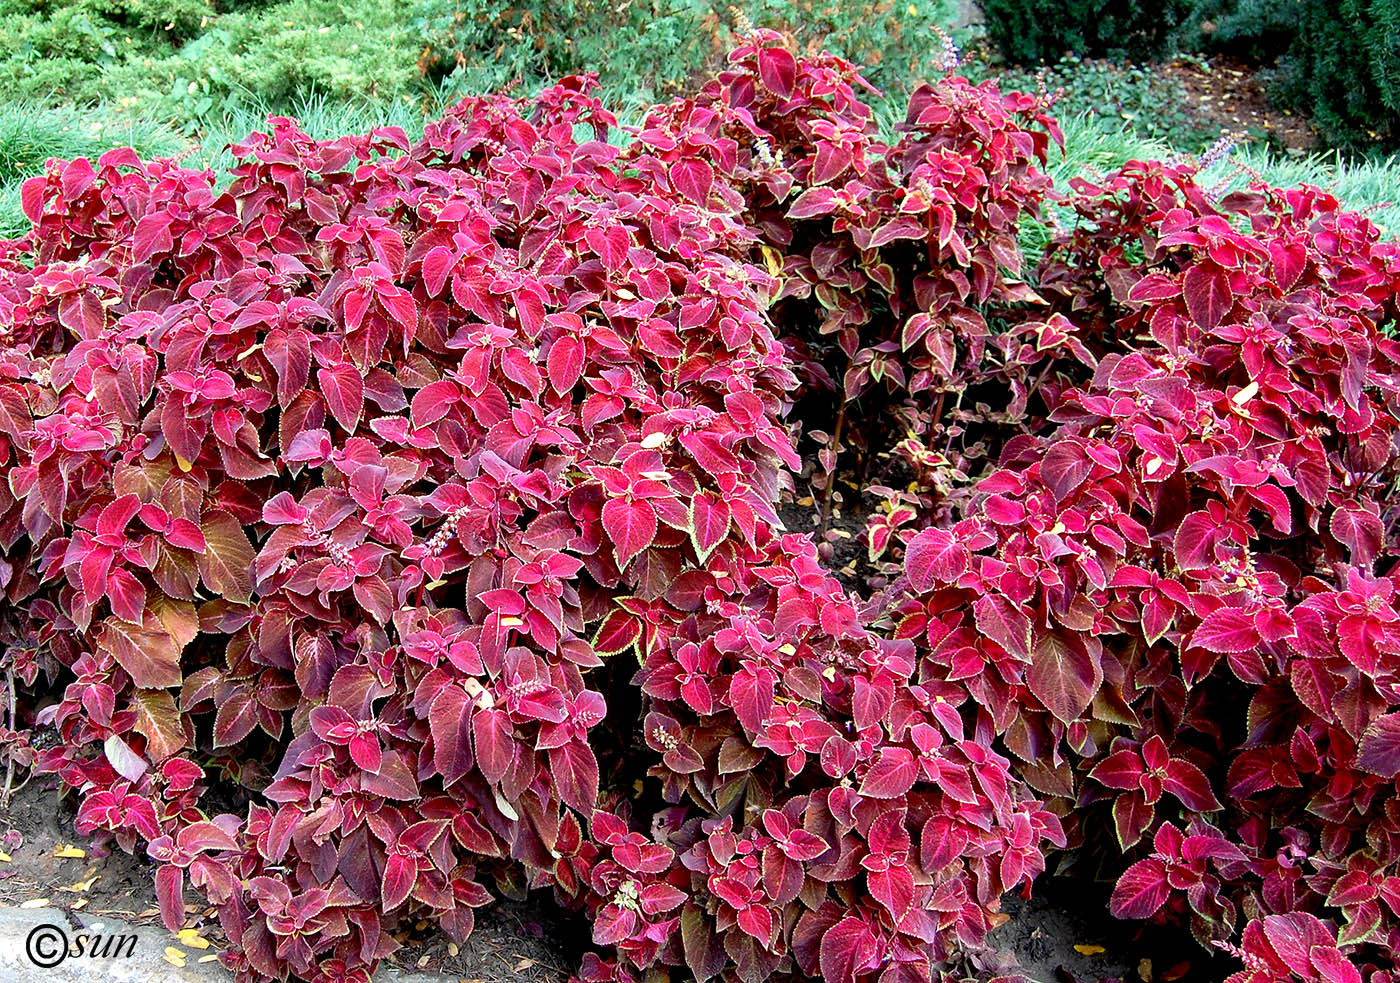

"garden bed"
[0, 27, 1395, 983]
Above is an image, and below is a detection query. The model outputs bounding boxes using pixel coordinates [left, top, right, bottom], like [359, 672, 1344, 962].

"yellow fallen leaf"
[54, 844, 86, 859]
[1074, 944, 1106, 956]
[166, 946, 187, 960]
[20, 898, 50, 908]
[1232, 380, 1259, 405]
[177, 928, 210, 949]
[164, 952, 187, 968]
[0, 851, 11, 862]
[61, 875, 100, 892]
[71, 899, 88, 910]
[198, 954, 220, 963]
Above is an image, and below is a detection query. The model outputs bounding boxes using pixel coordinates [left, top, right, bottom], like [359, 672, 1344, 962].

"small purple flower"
[1199, 135, 1235, 169]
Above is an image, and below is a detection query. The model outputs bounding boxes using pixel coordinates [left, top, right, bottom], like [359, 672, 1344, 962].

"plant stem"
[819, 398, 847, 535]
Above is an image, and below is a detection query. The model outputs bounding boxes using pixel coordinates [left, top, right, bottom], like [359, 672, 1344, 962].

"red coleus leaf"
[1040, 441, 1093, 501]
[155, 863, 185, 932]
[96, 618, 182, 689]
[1090, 749, 1145, 790]
[904, 526, 969, 589]
[1110, 858, 1170, 919]
[1027, 630, 1100, 724]
[601, 498, 657, 569]
[592, 609, 641, 656]
[1358, 713, 1400, 778]
[1192, 606, 1261, 653]
[670, 159, 714, 205]
[411, 379, 460, 428]
[736, 903, 773, 943]
[1162, 758, 1221, 811]
[319, 362, 365, 432]
[106, 568, 147, 624]
[689, 491, 730, 561]
[1182, 262, 1233, 330]
[382, 854, 417, 910]
[974, 594, 1032, 661]
[860, 746, 917, 798]
[549, 741, 599, 814]
[472, 707, 515, 785]
[820, 918, 879, 983]
[757, 46, 798, 98]
[548, 337, 585, 395]
[429, 684, 474, 786]
[198, 512, 254, 604]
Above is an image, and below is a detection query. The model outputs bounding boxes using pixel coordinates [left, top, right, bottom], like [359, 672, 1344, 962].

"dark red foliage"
[2, 29, 1400, 983]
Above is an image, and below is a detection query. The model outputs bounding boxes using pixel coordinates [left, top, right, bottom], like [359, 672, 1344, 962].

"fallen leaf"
[447, 942, 460, 957]
[1074, 944, 1106, 956]
[166, 946, 187, 960]
[71, 899, 88, 910]
[61, 874, 100, 893]
[198, 954, 220, 964]
[20, 898, 49, 908]
[177, 928, 211, 949]
[164, 952, 187, 968]
[515, 958, 536, 971]
[0, 852, 11, 863]
[54, 844, 86, 859]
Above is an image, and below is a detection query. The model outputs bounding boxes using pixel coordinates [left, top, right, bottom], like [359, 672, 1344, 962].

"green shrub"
[1271, 0, 1400, 150]
[0, 0, 430, 124]
[1182, 0, 1400, 151]
[978, 0, 1194, 65]
[417, 0, 958, 112]
[986, 0, 1400, 152]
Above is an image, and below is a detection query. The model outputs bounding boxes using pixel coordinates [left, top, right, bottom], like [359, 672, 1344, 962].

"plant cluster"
[2, 30, 1400, 983]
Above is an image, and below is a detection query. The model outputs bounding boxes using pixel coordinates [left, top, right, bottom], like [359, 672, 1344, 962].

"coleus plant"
[0, 28, 1397, 983]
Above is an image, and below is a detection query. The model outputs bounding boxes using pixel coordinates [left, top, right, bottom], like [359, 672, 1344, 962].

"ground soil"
[1162, 55, 1316, 152]
[994, 877, 1234, 983]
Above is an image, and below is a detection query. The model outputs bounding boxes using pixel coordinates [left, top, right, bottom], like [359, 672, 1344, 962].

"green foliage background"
[0, 0, 1396, 240]
[977, 0, 1400, 153]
